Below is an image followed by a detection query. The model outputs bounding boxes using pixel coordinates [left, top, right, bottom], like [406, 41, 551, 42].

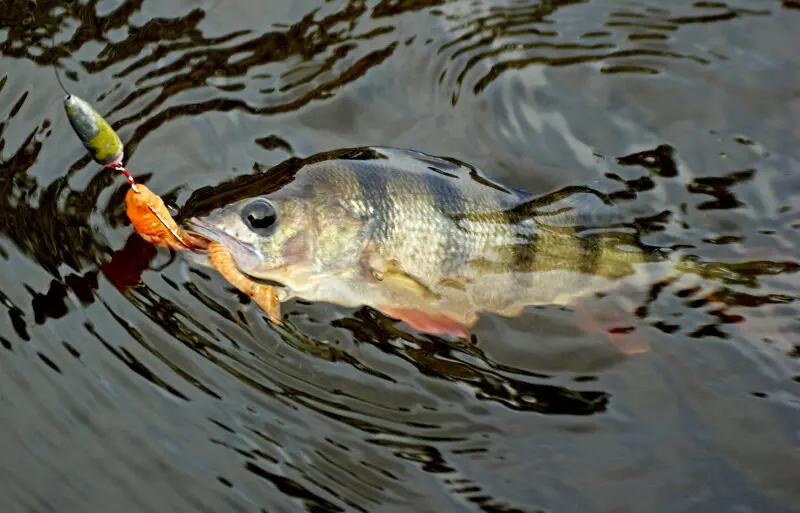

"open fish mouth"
[184, 216, 262, 273]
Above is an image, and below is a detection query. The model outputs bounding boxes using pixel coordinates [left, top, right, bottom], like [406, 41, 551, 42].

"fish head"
[185, 190, 366, 291]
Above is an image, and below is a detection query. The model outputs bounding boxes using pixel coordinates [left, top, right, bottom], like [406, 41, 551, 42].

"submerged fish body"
[181, 147, 667, 335]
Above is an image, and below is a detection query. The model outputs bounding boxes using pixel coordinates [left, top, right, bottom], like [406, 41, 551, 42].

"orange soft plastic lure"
[208, 241, 281, 320]
[124, 184, 205, 251]
[124, 184, 282, 323]
[59, 84, 280, 322]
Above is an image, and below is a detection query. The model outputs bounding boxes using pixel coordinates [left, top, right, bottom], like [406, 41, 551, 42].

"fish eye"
[241, 198, 277, 236]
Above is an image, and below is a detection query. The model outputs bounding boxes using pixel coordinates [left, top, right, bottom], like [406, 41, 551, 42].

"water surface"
[1, 0, 799, 511]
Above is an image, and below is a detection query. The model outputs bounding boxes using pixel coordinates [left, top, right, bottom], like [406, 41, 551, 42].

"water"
[1, 1, 799, 511]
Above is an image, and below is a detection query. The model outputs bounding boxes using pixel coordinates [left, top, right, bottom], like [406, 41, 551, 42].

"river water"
[1, 1, 799, 512]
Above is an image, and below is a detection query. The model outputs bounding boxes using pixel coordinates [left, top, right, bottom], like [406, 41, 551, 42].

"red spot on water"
[101, 234, 158, 292]
[576, 308, 650, 356]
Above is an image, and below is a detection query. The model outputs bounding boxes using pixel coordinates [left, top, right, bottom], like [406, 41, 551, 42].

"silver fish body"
[181, 147, 667, 333]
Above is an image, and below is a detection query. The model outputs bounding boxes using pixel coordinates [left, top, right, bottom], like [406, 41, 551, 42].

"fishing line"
[49, 22, 197, 248]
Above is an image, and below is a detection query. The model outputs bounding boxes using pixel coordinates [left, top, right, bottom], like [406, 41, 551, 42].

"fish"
[179, 147, 670, 338]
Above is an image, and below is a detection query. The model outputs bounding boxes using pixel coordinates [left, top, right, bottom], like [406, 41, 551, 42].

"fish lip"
[185, 217, 290, 295]
[184, 216, 261, 268]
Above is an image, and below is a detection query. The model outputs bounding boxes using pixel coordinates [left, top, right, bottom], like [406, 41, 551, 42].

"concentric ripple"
[0, 0, 798, 511]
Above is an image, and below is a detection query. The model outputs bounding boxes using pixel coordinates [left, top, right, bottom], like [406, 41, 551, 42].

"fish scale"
[382, 170, 466, 282]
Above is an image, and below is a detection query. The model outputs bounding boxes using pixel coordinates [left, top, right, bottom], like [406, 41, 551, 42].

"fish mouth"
[184, 216, 262, 273]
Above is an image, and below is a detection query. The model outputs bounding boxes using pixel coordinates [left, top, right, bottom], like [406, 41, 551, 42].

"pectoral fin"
[379, 269, 440, 301]
[377, 306, 471, 339]
[362, 250, 439, 302]
[362, 249, 463, 336]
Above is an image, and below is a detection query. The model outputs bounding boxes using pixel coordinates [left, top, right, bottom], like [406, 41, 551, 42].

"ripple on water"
[431, 0, 772, 100]
[0, 0, 799, 511]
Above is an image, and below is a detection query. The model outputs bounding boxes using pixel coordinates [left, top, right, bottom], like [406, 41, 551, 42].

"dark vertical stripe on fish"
[423, 169, 463, 218]
[510, 234, 536, 274]
[507, 229, 537, 294]
[354, 163, 391, 242]
[423, 170, 463, 275]
[578, 234, 601, 275]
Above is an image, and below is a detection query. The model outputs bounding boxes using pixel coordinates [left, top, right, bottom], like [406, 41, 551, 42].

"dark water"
[1, 0, 799, 511]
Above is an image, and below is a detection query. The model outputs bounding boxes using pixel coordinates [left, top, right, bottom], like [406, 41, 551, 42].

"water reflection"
[1, 0, 799, 511]
[434, 0, 774, 100]
[336, 308, 610, 414]
[7, 0, 400, 162]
